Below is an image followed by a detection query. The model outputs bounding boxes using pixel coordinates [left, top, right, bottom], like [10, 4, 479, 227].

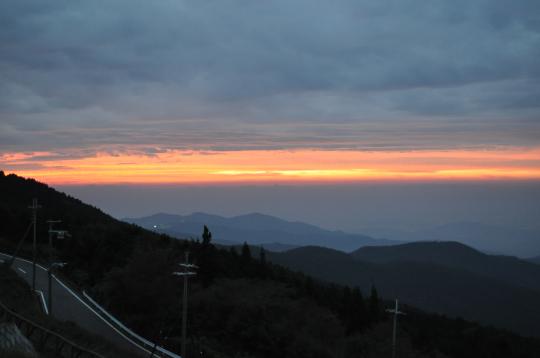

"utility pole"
[386, 299, 406, 358]
[47, 220, 62, 248]
[173, 252, 198, 358]
[29, 198, 41, 291]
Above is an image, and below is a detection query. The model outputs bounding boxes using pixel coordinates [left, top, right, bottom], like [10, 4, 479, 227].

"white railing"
[82, 291, 181, 358]
[1, 251, 181, 358]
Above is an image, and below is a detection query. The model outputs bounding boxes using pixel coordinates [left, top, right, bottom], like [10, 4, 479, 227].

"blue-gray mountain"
[123, 212, 399, 252]
[365, 221, 540, 258]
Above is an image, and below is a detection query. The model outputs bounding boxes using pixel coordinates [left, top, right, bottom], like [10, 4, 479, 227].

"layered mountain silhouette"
[269, 242, 540, 336]
[124, 212, 399, 252]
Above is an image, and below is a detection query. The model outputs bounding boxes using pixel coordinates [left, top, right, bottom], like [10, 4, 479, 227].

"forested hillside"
[352, 241, 540, 291]
[269, 245, 540, 336]
[2, 171, 540, 358]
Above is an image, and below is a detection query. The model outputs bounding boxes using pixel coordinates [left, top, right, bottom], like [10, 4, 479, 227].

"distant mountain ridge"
[124, 212, 400, 252]
[365, 221, 540, 258]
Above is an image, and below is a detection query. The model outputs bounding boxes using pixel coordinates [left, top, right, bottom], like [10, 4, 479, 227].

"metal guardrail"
[0, 299, 106, 358]
[82, 291, 181, 358]
[1, 252, 163, 357]
[1, 251, 182, 358]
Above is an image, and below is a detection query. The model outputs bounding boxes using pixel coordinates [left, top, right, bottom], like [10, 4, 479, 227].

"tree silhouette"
[241, 242, 251, 261]
[259, 246, 266, 265]
[369, 284, 381, 323]
[198, 225, 215, 286]
[202, 225, 212, 246]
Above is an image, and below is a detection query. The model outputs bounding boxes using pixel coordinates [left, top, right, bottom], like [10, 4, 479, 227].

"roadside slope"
[0, 263, 132, 357]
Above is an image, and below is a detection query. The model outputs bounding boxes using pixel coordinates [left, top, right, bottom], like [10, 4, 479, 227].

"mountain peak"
[352, 240, 484, 264]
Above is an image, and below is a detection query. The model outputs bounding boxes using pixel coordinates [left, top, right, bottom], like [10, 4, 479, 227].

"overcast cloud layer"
[1, 0, 540, 154]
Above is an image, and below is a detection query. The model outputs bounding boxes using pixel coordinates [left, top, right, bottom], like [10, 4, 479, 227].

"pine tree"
[198, 225, 215, 286]
[258, 246, 268, 278]
[240, 242, 252, 276]
[369, 284, 380, 323]
[341, 286, 368, 333]
[241, 242, 251, 261]
[350, 287, 368, 330]
[202, 225, 212, 247]
[341, 286, 352, 322]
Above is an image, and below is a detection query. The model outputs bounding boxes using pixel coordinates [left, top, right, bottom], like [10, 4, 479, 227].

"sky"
[1, 1, 540, 235]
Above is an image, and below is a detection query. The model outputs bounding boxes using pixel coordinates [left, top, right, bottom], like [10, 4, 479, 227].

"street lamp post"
[173, 252, 198, 358]
[46, 220, 69, 317]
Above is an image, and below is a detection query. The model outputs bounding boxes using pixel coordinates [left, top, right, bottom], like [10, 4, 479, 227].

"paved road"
[0, 252, 152, 357]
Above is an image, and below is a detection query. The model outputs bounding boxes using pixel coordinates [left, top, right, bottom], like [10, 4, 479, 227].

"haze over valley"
[61, 181, 540, 258]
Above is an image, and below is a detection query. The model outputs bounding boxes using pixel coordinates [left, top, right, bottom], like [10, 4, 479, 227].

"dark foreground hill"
[124, 212, 399, 252]
[269, 245, 540, 337]
[2, 171, 540, 357]
[352, 241, 540, 292]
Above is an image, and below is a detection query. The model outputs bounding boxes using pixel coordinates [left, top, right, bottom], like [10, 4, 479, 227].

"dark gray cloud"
[1, 0, 539, 153]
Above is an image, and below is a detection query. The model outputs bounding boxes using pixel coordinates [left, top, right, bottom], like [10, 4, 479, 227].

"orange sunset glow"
[2, 147, 540, 185]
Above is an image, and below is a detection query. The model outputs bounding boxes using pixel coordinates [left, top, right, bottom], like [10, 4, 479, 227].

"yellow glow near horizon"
[1, 147, 540, 185]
